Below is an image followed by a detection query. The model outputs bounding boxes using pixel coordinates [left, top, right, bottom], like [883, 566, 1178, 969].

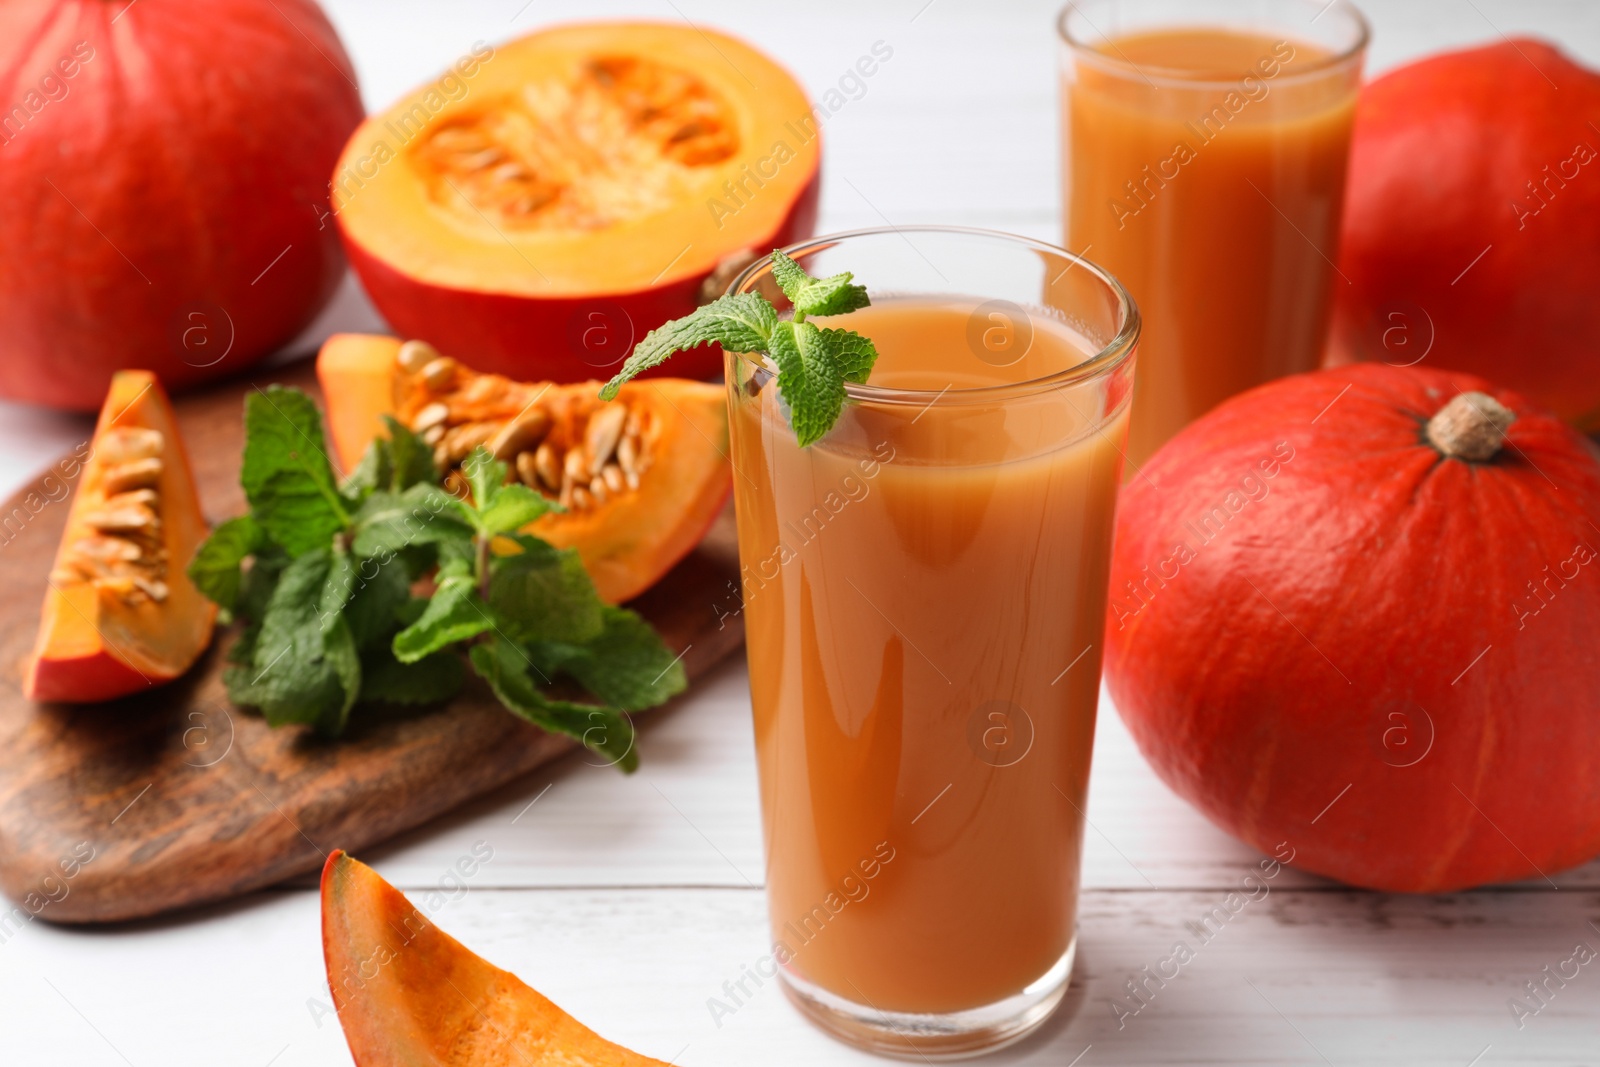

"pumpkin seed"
[534, 442, 562, 492]
[584, 404, 627, 476]
[421, 357, 460, 392]
[397, 339, 440, 374]
[101, 457, 162, 495]
[490, 409, 551, 460]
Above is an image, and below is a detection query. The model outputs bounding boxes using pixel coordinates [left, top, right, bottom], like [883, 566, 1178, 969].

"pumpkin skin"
[1329, 39, 1600, 431]
[1106, 363, 1600, 892]
[332, 21, 821, 383]
[0, 0, 363, 411]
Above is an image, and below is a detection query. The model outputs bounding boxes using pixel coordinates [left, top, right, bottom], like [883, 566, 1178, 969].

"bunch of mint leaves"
[184, 387, 688, 771]
[601, 250, 879, 446]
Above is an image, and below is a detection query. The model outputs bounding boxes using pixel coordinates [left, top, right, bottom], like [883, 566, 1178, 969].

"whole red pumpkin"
[0, 0, 364, 410]
[1106, 363, 1600, 892]
[1329, 38, 1600, 430]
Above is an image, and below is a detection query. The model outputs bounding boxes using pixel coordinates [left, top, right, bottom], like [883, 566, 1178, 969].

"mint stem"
[476, 535, 491, 602]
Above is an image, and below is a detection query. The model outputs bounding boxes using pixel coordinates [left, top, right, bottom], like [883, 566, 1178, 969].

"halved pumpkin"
[318, 333, 731, 604]
[25, 371, 216, 702]
[333, 21, 820, 382]
[323, 850, 671, 1066]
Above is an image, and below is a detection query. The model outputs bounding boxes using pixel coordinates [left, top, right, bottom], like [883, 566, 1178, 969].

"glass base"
[778, 937, 1075, 1060]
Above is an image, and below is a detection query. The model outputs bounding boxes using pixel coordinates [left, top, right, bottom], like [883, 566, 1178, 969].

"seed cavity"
[393, 341, 655, 515]
[413, 54, 738, 233]
[56, 431, 170, 603]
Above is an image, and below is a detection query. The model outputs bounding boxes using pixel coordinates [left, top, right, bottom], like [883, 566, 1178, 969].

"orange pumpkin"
[0, 0, 363, 410]
[1331, 39, 1600, 429]
[317, 334, 731, 604]
[26, 372, 215, 702]
[332, 21, 820, 383]
[1106, 364, 1600, 891]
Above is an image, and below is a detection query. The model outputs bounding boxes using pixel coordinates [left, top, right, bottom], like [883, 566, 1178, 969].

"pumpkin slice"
[25, 371, 216, 702]
[318, 333, 731, 604]
[323, 850, 670, 1067]
[333, 21, 820, 383]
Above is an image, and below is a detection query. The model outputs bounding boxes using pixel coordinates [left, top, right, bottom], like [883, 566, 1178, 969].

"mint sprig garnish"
[187, 387, 687, 770]
[601, 250, 879, 447]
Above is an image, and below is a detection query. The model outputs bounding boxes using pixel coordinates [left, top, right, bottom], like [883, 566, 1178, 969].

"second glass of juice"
[1060, 0, 1367, 466]
[726, 227, 1138, 1057]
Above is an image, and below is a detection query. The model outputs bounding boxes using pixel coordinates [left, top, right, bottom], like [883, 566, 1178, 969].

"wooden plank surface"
[0, 0, 1596, 1062]
[0, 362, 743, 923]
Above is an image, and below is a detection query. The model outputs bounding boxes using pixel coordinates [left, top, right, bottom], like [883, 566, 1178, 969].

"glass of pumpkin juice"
[1059, 0, 1368, 467]
[725, 227, 1138, 1056]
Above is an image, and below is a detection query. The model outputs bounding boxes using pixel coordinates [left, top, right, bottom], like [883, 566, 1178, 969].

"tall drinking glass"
[1060, 0, 1367, 466]
[725, 227, 1138, 1057]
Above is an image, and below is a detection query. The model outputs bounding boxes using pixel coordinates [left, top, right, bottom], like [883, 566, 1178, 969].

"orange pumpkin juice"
[1062, 19, 1364, 465]
[728, 298, 1130, 1015]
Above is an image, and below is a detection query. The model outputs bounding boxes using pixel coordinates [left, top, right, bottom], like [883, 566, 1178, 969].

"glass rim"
[727, 225, 1140, 409]
[1055, 0, 1370, 91]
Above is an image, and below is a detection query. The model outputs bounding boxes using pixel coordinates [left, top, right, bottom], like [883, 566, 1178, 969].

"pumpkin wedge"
[323, 850, 671, 1067]
[333, 21, 820, 383]
[25, 371, 216, 702]
[318, 333, 731, 604]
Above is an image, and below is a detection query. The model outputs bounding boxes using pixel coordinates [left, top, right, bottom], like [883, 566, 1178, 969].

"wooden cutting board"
[0, 360, 743, 924]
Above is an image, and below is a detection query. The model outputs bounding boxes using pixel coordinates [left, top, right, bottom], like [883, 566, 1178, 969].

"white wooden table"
[3, 2, 1597, 1063]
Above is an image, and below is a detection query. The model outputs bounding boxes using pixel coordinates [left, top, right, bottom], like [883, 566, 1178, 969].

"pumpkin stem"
[1426, 392, 1514, 462]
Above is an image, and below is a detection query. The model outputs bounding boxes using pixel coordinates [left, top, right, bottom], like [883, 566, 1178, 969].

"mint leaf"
[469, 636, 639, 772]
[382, 416, 436, 492]
[392, 574, 492, 663]
[339, 439, 391, 502]
[226, 547, 348, 729]
[459, 447, 558, 535]
[350, 484, 473, 558]
[319, 539, 357, 629]
[461, 448, 508, 510]
[770, 250, 811, 302]
[434, 537, 476, 582]
[187, 515, 263, 613]
[535, 606, 688, 712]
[600, 292, 776, 400]
[771, 250, 870, 321]
[796, 274, 871, 319]
[358, 647, 464, 705]
[241, 387, 349, 555]
[250, 470, 345, 558]
[770, 321, 845, 447]
[815, 326, 880, 385]
[322, 615, 361, 735]
[486, 536, 605, 645]
[479, 483, 557, 536]
[235, 546, 288, 629]
[343, 553, 412, 649]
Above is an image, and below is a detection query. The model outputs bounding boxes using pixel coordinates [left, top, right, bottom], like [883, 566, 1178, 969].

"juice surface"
[729, 299, 1127, 1013]
[1064, 27, 1358, 466]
